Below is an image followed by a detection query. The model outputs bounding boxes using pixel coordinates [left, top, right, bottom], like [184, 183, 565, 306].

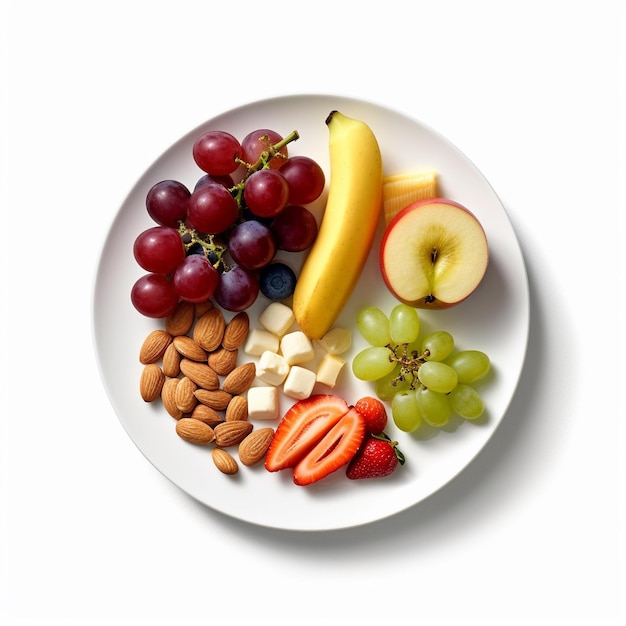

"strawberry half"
[265, 394, 350, 472]
[293, 407, 365, 486]
[346, 433, 405, 480]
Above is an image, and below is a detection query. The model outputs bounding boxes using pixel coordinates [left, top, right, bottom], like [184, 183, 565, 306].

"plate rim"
[91, 92, 530, 532]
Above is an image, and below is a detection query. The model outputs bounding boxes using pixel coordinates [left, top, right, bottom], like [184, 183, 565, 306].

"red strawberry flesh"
[264, 394, 350, 472]
[293, 407, 365, 486]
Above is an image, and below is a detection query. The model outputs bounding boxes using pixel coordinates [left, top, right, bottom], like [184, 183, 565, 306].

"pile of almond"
[138, 300, 274, 475]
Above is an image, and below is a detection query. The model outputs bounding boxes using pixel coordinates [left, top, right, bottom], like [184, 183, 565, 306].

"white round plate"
[92, 94, 529, 532]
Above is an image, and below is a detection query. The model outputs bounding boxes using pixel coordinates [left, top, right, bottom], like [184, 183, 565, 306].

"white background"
[1, 1, 624, 624]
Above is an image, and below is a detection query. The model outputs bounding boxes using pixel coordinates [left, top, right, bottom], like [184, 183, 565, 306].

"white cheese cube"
[280, 331, 315, 366]
[283, 366, 317, 400]
[247, 386, 280, 420]
[316, 353, 345, 388]
[256, 351, 290, 386]
[244, 328, 280, 356]
[258, 302, 295, 337]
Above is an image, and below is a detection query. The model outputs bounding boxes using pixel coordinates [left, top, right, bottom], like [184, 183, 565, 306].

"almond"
[211, 448, 239, 475]
[162, 343, 181, 377]
[172, 336, 207, 362]
[238, 427, 274, 466]
[225, 395, 248, 421]
[175, 417, 215, 445]
[179, 359, 219, 390]
[195, 299, 214, 318]
[194, 389, 232, 411]
[175, 376, 198, 413]
[161, 378, 183, 419]
[214, 420, 253, 447]
[140, 364, 165, 402]
[222, 362, 256, 395]
[139, 330, 172, 364]
[190, 404, 224, 428]
[193, 308, 225, 352]
[208, 347, 238, 376]
[222, 311, 250, 350]
[165, 300, 195, 336]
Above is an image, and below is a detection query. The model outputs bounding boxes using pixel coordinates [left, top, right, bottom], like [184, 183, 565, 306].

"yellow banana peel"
[292, 111, 383, 339]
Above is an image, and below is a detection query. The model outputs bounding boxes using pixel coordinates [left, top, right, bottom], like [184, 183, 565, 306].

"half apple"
[380, 198, 489, 309]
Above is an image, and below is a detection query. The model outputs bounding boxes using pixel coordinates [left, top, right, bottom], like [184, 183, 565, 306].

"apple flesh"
[379, 198, 488, 309]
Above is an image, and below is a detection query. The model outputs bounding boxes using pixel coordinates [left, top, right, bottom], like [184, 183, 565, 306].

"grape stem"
[240, 130, 299, 172]
[178, 225, 228, 271]
[388, 343, 430, 389]
[230, 130, 300, 208]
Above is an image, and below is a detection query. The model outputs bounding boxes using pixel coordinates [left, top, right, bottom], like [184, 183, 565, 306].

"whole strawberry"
[354, 396, 388, 435]
[346, 433, 405, 480]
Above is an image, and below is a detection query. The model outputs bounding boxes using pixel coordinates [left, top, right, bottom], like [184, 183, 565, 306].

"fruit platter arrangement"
[93, 95, 529, 531]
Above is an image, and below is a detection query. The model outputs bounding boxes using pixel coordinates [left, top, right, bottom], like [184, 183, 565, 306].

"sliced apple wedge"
[379, 198, 488, 309]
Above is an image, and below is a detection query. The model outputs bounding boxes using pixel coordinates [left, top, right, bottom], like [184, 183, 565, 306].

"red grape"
[133, 226, 186, 274]
[270, 205, 318, 251]
[279, 156, 325, 205]
[214, 265, 259, 312]
[243, 169, 289, 218]
[131, 273, 179, 318]
[172, 254, 220, 303]
[194, 173, 234, 191]
[146, 179, 190, 227]
[228, 220, 277, 270]
[192, 130, 242, 176]
[131, 125, 323, 319]
[187, 184, 238, 234]
[241, 128, 288, 169]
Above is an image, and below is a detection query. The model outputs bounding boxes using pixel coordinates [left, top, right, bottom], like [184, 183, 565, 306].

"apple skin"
[379, 198, 489, 309]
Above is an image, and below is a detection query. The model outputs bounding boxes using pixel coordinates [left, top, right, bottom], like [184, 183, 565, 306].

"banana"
[292, 111, 383, 339]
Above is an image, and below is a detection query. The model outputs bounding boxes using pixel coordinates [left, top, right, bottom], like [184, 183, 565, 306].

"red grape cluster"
[131, 128, 325, 317]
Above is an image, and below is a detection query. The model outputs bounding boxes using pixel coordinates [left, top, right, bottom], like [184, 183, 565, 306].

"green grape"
[449, 384, 484, 419]
[416, 360, 458, 394]
[375, 363, 413, 400]
[352, 346, 395, 381]
[389, 304, 420, 345]
[446, 350, 491, 384]
[391, 390, 422, 432]
[357, 306, 391, 346]
[416, 387, 452, 427]
[421, 330, 454, 361]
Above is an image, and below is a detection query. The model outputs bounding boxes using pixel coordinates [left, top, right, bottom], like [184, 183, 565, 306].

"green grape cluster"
[352, 304, 491, 432]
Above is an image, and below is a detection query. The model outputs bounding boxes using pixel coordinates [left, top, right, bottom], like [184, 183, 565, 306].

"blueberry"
[260, 262, 297, 300]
